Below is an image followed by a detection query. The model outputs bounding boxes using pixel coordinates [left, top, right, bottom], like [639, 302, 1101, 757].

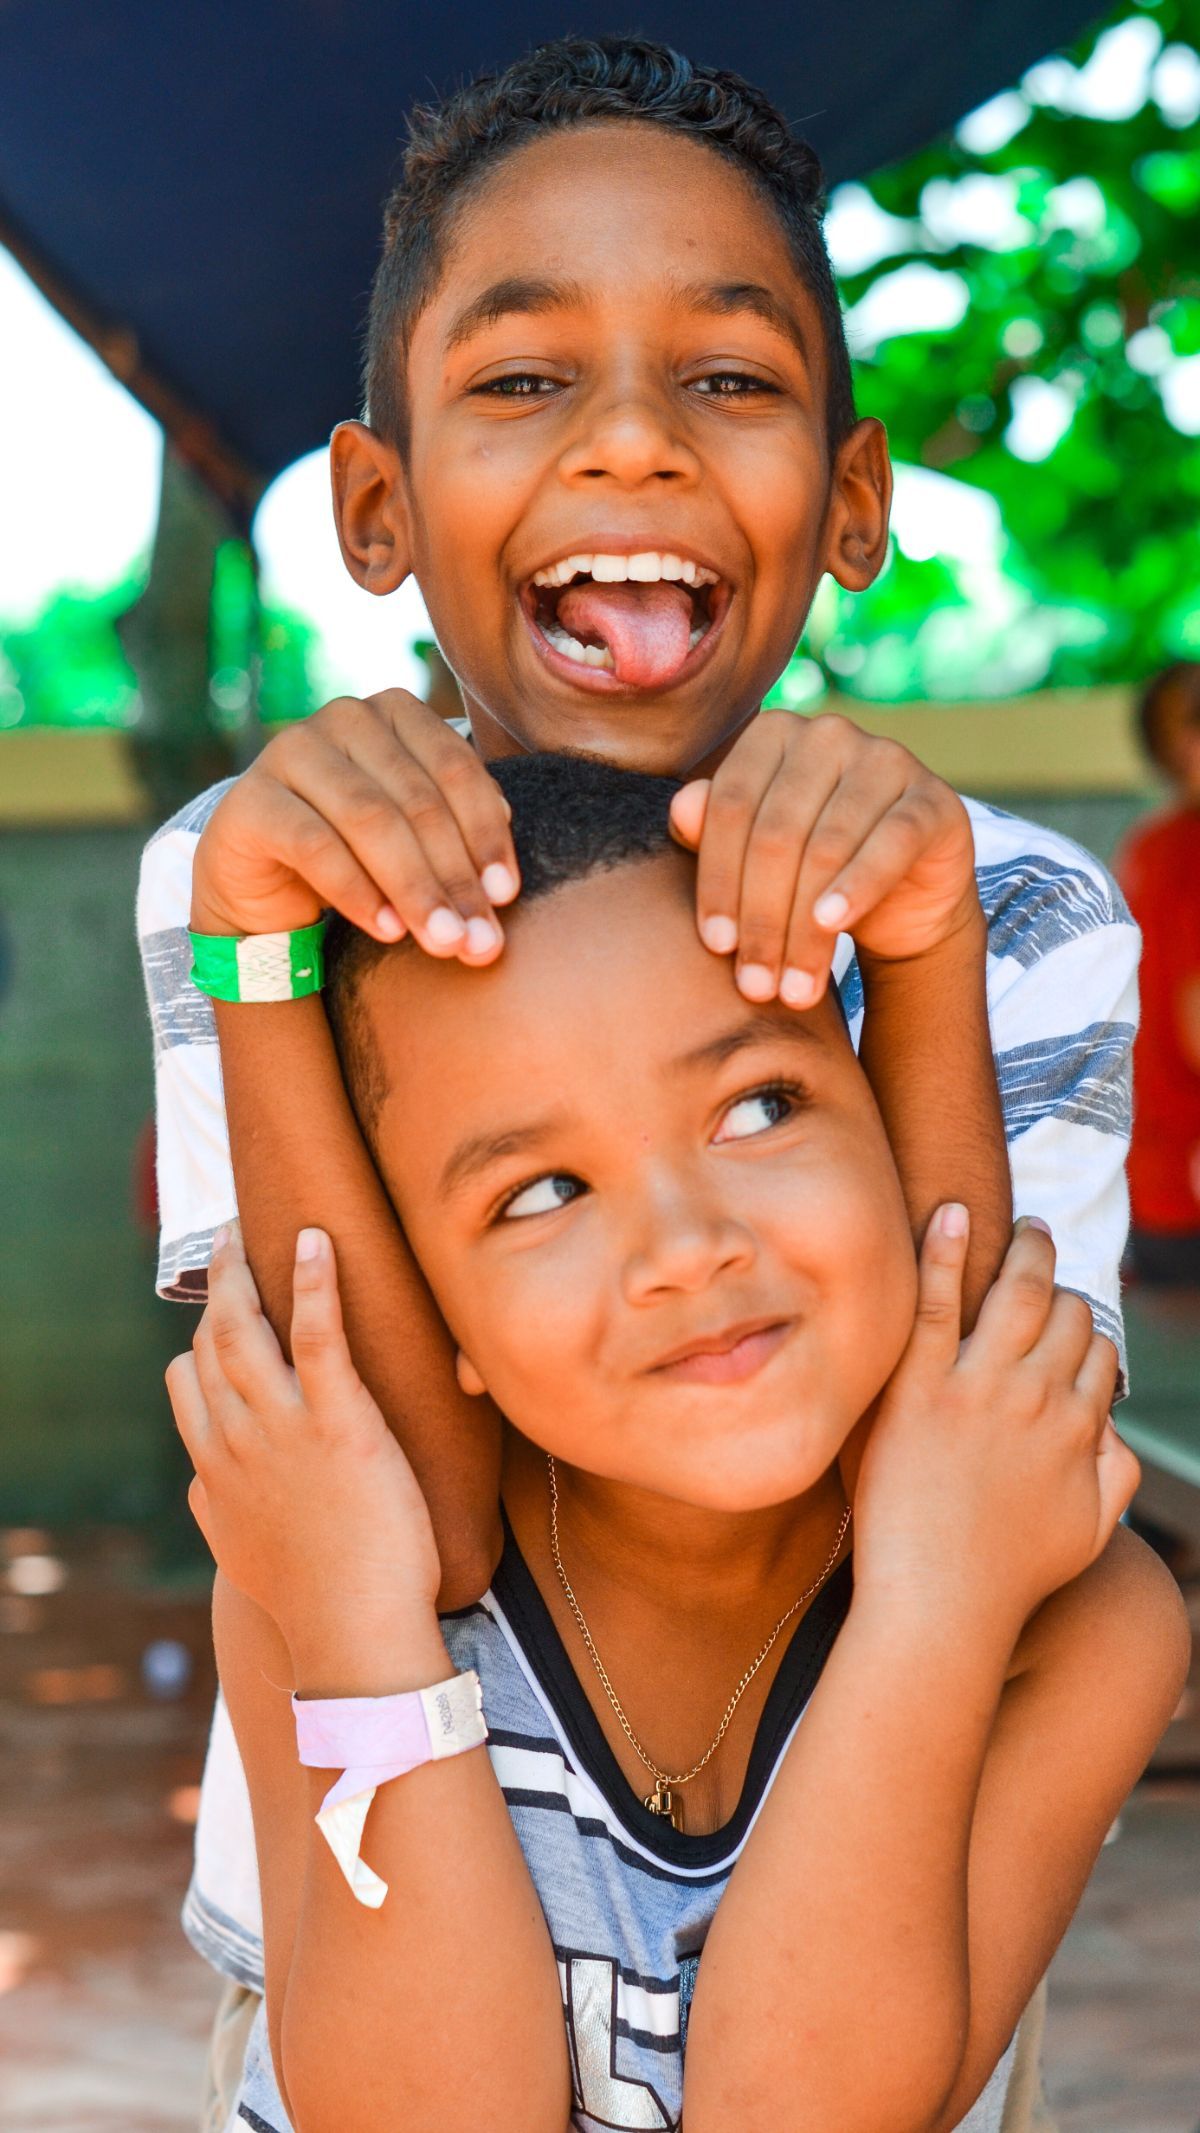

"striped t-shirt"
[139, 773, 1139, 2009]
[229, 1530, 1016, 2133]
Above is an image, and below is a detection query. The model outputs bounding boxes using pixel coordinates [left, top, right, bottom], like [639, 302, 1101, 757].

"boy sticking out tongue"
[538, 561, 714, 687]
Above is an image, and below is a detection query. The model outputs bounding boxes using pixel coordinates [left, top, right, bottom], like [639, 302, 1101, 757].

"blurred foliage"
[207, 538, 320, 733]
[0, 582, 142, 730]
[777, 0, 1200, 702]
[0, 542, 319, 732]
[6, 0, 1200, 723]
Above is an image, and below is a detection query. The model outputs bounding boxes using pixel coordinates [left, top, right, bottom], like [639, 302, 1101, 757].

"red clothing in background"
[1116, 806, 1200, 1232]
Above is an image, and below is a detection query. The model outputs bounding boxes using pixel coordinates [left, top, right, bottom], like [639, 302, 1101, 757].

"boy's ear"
[455, 1349, 487, 1398]
[329, 420, 414, 595]
[822, 417, 892, 594]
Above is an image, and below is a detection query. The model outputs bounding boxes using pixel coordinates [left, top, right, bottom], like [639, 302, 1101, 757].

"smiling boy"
[136, 37, 1140, 2123]
[166, 757, 1184, 2133]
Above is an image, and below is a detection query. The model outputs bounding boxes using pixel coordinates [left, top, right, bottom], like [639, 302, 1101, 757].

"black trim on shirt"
[491, 1510, 852, 1871]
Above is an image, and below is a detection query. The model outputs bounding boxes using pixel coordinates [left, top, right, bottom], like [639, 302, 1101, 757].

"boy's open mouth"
[522, 549, 729, 692]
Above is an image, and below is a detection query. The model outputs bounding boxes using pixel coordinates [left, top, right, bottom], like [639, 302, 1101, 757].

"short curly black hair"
[363, 35, 855, 454]
[325, 753, 681, 1143]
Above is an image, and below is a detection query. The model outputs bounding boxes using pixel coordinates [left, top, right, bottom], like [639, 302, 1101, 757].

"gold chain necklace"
[546, 1453, 851, 1832]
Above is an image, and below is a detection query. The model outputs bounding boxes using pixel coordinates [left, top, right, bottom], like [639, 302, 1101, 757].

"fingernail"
[212, 1223, 231, 1253]
[736, 963, 776, 1002]
[1021, 1215, 1053, 1237]
[296, 1228, 324, 1263]
[465, 916, 500, 955]
[938, 1203, 969, 1238]
[814, 891, 850, 931]
[376, 905, 405, 941]
[780, 968, 818, 1009]
[701, 916, 738, 954]
[426, 906, 466, 946]
[481, 863, 517, 905]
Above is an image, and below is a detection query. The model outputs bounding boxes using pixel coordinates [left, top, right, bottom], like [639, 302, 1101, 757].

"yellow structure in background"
[0, 727, 154, 826]
[0, 689, 1159, 829]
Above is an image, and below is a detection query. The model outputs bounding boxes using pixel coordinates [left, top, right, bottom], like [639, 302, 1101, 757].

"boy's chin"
[653, 1454, 844, 1516]
[604, 1415, 853, 1515]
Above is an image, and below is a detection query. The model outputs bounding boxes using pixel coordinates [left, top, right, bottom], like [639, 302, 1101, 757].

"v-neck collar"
[491, 1508, 853, 1870]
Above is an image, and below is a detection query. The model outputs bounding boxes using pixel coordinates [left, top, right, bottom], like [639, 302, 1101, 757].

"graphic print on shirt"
[565, 1956, 674, 2131]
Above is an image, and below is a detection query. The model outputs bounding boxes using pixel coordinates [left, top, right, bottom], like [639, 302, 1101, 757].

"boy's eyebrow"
[443, 275, 813, 364]
[439, 1112, 571, 1197]
[675, 1013, 826, 1075]
[671, 279, 814, 364]
[444, 275, 588, 353]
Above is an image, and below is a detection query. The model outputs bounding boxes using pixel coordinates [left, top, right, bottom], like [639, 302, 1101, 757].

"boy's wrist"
[849, 1564, 1021, 1673]
[856, 890, 987, 985]
[286, 1604, 450, 1701]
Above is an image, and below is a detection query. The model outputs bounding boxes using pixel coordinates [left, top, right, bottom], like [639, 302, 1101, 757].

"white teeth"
[531, 550, 720, 589]
[543, 622, 615, 670]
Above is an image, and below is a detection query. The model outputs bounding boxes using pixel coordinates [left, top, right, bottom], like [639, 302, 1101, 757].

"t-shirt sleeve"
[136, 780, 240, 1301]
[973, 804, 1140, 1393]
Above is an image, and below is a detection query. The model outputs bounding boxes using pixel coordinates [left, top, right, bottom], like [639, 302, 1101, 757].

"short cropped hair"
[325, 753, 681, 1140]
[364, 35, 855, 453]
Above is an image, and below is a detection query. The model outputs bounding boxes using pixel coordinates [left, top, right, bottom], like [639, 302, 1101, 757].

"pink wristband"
[293, 1671, 487, 1907]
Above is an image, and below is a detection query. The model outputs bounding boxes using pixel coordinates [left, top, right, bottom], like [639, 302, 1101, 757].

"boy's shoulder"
[144, 776, 239, 851]
[1015, 1525, 1190, 1729]
[962, 797, 1134, 969]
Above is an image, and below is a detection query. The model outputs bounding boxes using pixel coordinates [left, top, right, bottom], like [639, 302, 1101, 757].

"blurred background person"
[1118, 662, 1200, 1286]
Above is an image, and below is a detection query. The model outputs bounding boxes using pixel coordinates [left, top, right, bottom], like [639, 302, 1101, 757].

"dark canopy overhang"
[2, 2, 1101, 519]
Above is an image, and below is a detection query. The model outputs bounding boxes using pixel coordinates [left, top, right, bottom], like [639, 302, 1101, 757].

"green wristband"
[189, 919, 327, 1003]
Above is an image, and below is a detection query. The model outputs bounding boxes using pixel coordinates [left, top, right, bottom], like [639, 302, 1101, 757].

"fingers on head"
[328, 721, 519, 950]
[669, 780, 710, 853]
[808, 790, 932, 939]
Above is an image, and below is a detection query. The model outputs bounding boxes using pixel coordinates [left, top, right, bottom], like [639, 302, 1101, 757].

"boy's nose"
[558, 384, 701, 489]
[622, 1186, 755, 1304]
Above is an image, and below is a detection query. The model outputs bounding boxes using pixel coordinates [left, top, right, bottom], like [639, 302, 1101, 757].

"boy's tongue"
[556, 580, 694, 688]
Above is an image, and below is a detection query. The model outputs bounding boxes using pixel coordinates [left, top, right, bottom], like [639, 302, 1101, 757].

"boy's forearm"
[280, 1609, 569, 2133]
[211, 995, 502, 1604]
[685, 1589, 1010, 2133]
[857, 907, 1010, 1328]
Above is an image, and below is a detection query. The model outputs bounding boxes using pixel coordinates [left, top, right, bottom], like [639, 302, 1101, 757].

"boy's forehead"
[367, 854, 851, 1136]
[421, 122, 823, 357]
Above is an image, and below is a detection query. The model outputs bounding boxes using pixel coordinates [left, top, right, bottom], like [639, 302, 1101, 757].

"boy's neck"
[502, 1430, 849, 1630]
[461, 695, 763, 781]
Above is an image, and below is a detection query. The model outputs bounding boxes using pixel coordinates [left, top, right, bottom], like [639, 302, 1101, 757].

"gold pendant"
[644, 1779, 683, 1831]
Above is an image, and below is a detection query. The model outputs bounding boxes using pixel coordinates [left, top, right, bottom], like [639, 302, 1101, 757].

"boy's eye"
[473, 373, 560, 398]
[713, 1084, 802, 1144]
[501, 1173, 586, 1220]
[691, 372, 781, 399]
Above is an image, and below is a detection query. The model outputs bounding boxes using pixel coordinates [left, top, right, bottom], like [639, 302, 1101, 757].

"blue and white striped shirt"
[138, 775, 1139, 2063]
